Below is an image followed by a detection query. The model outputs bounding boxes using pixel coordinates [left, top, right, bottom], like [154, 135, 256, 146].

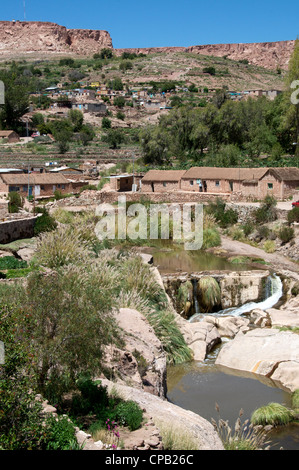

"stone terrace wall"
[96, 191, 231, 205]
[0, 216, 38, 244]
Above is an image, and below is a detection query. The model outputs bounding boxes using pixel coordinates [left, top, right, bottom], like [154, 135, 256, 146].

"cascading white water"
[189, 274, 283, 322]
[192, 279, 201, 314]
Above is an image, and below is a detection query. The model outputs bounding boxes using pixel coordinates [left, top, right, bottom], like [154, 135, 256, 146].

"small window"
[268, 183, 273, 189]
[215, 181, 220, 187]
[23, 186, 27, 192]
[163, 182, 167, 187]
[190, 180, 194, 186]
[41, 186, 45, 190]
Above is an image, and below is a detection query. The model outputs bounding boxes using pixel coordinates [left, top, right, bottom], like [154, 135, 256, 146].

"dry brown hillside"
[0, 21, 295, 72]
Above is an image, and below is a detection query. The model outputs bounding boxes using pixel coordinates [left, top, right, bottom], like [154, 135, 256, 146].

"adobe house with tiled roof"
[181, 167, 299, 199]
[0, 130, 20, 143]
[0, 173, 72, 198]
[141, 170, 187, 193]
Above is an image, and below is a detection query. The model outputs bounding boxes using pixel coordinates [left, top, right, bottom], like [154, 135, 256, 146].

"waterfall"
[189, 274, 283, 322]
[192, 279, 200, 314]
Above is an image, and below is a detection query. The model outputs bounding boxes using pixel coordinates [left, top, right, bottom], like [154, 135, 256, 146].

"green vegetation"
[0, 256, 27, 270]
[33, 208, 57, 236]
[254, 195, 277, 224]
[288, 206, 299, 224]
[198, 276, 221, 312]
[211, 407, 272, 450]
[251, 403, 294, 427]
[206, 198, 238, 228]
[8, 191, 23, 213]
[0, 208, 194, 448]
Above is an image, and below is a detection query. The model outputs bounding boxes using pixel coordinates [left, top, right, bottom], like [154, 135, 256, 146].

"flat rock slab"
[215, 328, 299, 392]
[100, 378, 224, 450]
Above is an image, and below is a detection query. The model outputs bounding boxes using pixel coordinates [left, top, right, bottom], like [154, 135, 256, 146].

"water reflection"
[151, 246, 262, 274]
[167, 357, 298, 450]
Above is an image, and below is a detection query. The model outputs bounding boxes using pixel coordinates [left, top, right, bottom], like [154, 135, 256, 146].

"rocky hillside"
[116, 40, 295, 70]
[0, 21, 113, 57]
[0, 20, 295, 70]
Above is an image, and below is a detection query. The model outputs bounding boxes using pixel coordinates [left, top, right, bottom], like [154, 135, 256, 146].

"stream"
[151, 246, 299, 450]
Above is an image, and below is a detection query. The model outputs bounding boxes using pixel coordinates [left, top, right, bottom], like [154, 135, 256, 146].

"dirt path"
[220, 235, 299, 274]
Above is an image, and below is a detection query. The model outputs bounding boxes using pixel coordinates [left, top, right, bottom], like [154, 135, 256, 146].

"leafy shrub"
[0, 256, 27, 270]
[257, 225, 270, 239]
[255, 195, 277, 224]
[114, 401, 143, 431]
[263, 240, 276, 253]
[102, 117, 112, 129]
[288, 207, 299, 224]
[241, 222, 254, 237]
[206, 199, 238, 228]
[34, 209, 57, 236]
[8, 191, 23, 213]
[279, 226, 294, 243]
[44, 415, 77, 450]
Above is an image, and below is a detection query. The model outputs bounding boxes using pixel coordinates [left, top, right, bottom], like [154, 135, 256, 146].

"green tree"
[102, 117, 112, 129]
[79, 124, 96, 146]
[0, 70, 29, 130]
[140, 126, 171, 165]
[68, 109, 84, 132]
[114, 96, 126, 108]
[49, 119, 73, 154]
[102, 128, 125, 149]
[21, 267, 118, 394]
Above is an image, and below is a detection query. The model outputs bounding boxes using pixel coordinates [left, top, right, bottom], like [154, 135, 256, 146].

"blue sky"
[1, 0, 299, 49]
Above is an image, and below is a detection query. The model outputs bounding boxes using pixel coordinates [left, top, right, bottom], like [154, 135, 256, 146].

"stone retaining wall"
[0, 216, 38, 244]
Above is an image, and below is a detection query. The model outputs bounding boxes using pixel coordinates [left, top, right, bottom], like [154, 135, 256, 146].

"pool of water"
[167, 349, 299, 450]
[151, 245, 264, 274]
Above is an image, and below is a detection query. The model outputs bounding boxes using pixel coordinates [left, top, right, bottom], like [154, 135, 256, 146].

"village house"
[141, 167, 299, 200]
[0, 130, 20, 143]
[71, 102, 107, 115]
[109, 174, 143, 192]
[0, 173, 72, 198]
[182, 167, 299, 199]
[141, 170, 187, 193]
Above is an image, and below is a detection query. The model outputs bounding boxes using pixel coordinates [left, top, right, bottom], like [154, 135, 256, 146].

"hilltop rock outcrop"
[0, 20, 295, 70]
[0, 21, 113, 57]
[116, 40, 296, 70]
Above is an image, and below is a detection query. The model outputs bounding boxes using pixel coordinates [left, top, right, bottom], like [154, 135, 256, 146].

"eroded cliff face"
[116, 40, 295, 70]
[0, 21, 113, 57]
[0, 21, 295, 70]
